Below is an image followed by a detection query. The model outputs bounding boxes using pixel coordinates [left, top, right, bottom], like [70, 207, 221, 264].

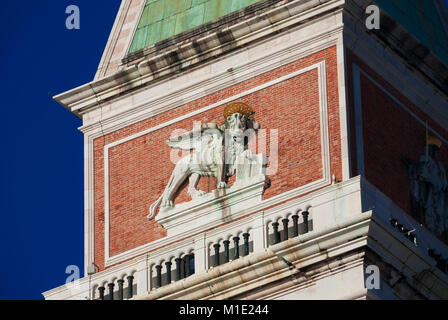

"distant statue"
[408, 136, 448, 236]
[148, 102, 261, 219]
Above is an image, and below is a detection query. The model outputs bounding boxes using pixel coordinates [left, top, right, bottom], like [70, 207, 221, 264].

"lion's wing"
[166, 123, 221, 151]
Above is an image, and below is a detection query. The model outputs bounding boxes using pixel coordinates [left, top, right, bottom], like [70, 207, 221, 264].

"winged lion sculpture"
[148, 102, 261, 219]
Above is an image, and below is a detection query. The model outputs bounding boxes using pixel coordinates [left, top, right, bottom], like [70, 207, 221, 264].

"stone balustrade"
[267, 210, 312, 246]
[44, 176, 448, 300]
[209, 232, 251, 268]
[87, 205, 314, 299]
[93, 272, 136, 300]
[150, 252, 195, 289]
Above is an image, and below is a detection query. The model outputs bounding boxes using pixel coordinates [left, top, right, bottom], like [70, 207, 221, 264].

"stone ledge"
[156, 175, 267, 237]
[136, 209, 448, 300]
[156, 152, 268, 237]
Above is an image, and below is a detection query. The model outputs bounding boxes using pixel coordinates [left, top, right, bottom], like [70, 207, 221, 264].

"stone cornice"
[136, 211, 373, 300]
[136, 209, 448, 300]
[53, 0, 342, 119]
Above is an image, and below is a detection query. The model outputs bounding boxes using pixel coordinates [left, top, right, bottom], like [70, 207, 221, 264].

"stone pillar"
[117, 279, 124, 300]
[272, 222, 280, 244]
[175, 258, 182, 281]
[98, 286, 105, 300]
[127, 275, 134, 299]
[165, 261, 172, 284]
[193, 235, 207, 274]
[252, 213, 266, 252]
[213, 243, 220, 266]
[107, 283, 114, 300]
[292, 215, 299, 237]
[302, 211, 309, 234]
[243, 233, 250, 256]
[233, 236, 240, 259]
[155, 265, 162, 288]
[282, 218, 289, 241]
[223, 240, 230, 263]
[135, 256, 149, 296]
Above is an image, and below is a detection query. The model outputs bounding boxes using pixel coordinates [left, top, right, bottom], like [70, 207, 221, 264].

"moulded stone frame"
[103, 60, 332, 266]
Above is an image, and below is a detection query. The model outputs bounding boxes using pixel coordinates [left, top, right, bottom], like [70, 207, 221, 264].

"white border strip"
[352, 63, 365, 176]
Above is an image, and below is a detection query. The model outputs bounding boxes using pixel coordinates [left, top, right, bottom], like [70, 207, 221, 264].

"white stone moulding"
[103, 60, 332, 266]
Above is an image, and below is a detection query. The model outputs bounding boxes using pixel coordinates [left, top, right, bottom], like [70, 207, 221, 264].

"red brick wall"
[93, 46, 342, 269]
[347, 50, 448, 244]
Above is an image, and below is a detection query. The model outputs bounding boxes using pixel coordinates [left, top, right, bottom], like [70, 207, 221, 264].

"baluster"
[155, 265, 162, 288]
[175, 258, 182, 281]
[165, 261, 172, 284]
[117, 279, 124, 300]
[213, 243, 220, 266]
[233, 236, 240, 259]
[127, 275, 134, 299]
[98, 286, 105, 300]
[223, 240, 230, 263]
[107, 283, 115, 300]
[272, 222, 280, 244]
[282, 218, 289, 241]
[302, 211, 309, 234]
[292, 215, 299, 237]
[243, 233, 250, 256]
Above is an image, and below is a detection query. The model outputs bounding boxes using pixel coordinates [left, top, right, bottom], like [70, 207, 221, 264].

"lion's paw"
[161, 199, 174, 208]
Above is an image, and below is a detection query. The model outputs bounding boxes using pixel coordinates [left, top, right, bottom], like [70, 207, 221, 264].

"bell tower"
[43, 0, 448, 300]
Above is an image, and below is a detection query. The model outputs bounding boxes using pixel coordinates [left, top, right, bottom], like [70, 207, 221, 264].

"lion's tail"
[148, 196, 162, 220]
[148, 168, 178, 220]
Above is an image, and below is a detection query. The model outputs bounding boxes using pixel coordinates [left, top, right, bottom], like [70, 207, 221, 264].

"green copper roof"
[375, 0, 448, 66]
[129, 0, 262, 53]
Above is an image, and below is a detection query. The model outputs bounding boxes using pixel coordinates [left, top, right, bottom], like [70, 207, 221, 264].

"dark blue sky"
[0, 1, 121, 299]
